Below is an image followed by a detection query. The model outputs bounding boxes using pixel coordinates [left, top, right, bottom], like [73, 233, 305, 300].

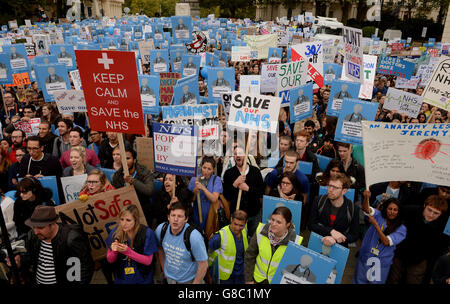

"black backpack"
[316, 194, 354, 234]
[160, 222, 208, 261]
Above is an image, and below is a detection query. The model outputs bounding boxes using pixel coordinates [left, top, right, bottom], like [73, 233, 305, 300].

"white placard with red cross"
[75, 50, 145, 135]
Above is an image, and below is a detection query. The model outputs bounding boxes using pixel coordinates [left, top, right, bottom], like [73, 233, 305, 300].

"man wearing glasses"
[308, 175, 360, 248]
[18, 136, 62, 179]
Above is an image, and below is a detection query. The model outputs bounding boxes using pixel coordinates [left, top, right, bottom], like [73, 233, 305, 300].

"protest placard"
[267, 47, 282, 63]
[377, 56, 415, 79]
[326, 80, 361, 117]
[362, 122, 450, 187]
[160, 72, 181, 106]
[34, 63, 70, 102]
[138, 40, 154, 65]
[276, 60, 308, 105]
[335, 98, 378, 145]
[208, 67, 235, 102]
[262, 195, 302, 235]
[243, 34, 278, 59]
[323, 63, 342, 85]
[291, 42, 324, 87]
[13, 118, 40, 137]
[395, 76, 421, 90]
[342, 26, 363, 83]
[152, 122, 198, 176]
[307, 231, 350, 284]
[69, 69, 82, 90]
[55, 186, 146, 261]
[260, 63, 278, 93]
[61, 174, 87, 203]
[239, 75, 261, 95]
[138, 74, 160, 115]
[135, 137, 154, 171]
[162, 104, 219, 140]
[3, 44, 29, 74]
[150, 49, 169, 73]
[53, 90, 87, 113]
[271, 242, 337, 284]
[49, 44, 77, 71]
[289, 82, 313, 124]
[75, 50, 145, 135]
[231, 46, 251, 62]
[228, 91, 282, 133]
[383, 88, 423, 118]
[422, 55, 450, 111]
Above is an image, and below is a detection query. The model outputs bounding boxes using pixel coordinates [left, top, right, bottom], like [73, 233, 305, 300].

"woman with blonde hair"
[62, 146, 96, 177]
[106, 205, 158, 284]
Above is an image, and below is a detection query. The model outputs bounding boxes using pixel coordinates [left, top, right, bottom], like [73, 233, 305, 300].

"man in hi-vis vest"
[208, 210, 248, 284]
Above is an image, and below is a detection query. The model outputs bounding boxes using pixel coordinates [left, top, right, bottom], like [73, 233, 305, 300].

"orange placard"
[5, 72, 31, 87]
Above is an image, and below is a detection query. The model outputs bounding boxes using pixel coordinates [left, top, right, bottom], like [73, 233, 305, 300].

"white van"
[312, 16, 344, 43]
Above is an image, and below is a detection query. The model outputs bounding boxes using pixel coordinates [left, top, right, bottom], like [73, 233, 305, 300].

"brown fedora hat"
[25, 205, 59, 228]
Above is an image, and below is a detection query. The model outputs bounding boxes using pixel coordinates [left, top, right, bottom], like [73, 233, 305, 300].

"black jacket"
[98, 139, 131, 169]
[21, 223, 94, 285]
[308, 195, 360, 247]
[18, 153, 63, 178]
[153, 186, 193, 226]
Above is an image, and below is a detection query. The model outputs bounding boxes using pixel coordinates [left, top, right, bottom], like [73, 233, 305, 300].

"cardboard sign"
[342, 26, 363, 83]
[160, 72, 181, 106]
[307, 232, 350, 284]
[53, 90, 87, 113]
[384, 88, 423, 118]
[271, 242, 337, 284]
[75, 50, 145, 135]
[135, 137, 154, 171]
[55, 186, 147, 261]
[228, 91, 282, 133]
[422, 55, 450, 111]
[362, 122, 450, 187]
[276, 60, 308, 105]
[61, 174, 87, 203]
[152, 122, 198, 176]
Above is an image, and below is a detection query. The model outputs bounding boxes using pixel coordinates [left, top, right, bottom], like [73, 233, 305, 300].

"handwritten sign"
[342, 26, 363, 83]
[422, 55, 450, 111]
[55, 186, 147, 261]
[362, 122, 450, 187]
[61, 174, 87, 202]
[53, 90, 87, 113]
[276, 60, 307, 105]
[160, 72, 181, 106]
[135, 137, 154, 171]
[384, 88, 423, 118]
[13, 118, 40, 137]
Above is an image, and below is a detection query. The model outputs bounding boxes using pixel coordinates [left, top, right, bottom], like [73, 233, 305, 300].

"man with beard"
[9, 129, 26, 163]
[38, 120, 56, 154]
[223, 146, 264, 237]
[52, 118, 73, 159]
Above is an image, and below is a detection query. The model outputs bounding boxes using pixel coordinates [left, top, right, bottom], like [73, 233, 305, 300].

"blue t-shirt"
[155, 222, 208, 283]
[265, 168, 310, 194]
[188, 174, 223, 231]
[106, 226, 158, 284]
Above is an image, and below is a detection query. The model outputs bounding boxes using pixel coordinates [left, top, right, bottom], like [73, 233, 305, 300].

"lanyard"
[374, 222, 385, 249]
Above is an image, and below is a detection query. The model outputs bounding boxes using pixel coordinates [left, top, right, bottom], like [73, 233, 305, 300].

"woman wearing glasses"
[269, 171, 303, 202]
[78, 169, 115, 199]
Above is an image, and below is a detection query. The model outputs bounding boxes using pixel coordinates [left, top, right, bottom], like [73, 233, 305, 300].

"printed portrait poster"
[326, 79, 361, 117]
[32, 34, 50, 55]
[49, 44, 77, 71]
[444, 217, 450, 236]
[289, 82, 313, 124]
[228, 91, 282, 134]
[422, 55, 450, 111]
[362, 122, 450, 187]
[307, 232, 350, 284]
[323, 63, 342, 85]
[34, 63, 71, 102]
[214, 50, 229, 67]
[384, 88, 424, 118]
[172, 76, 200, 105]
[208, 67, 235, 102]
[262, 195, 302, 235]
[170, 49, 184, 73]
[171, 16, 193, 44]
[181, 54, 201, 77]
[239, 75, 261, 95]
[3, 44, 29, 73]
[152, 23, 164, 41]
[0, 53, 13, 85]
[150, 49, 169, 74]
[205, 52, 219, 67]
[139, 74, 160, 115]
[55, 186, 147, 261]
[268, 47, 282, 63]
[271, 242, 337, 284]
[34, 55, 58, 66]
[335, 98, 379, 145]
